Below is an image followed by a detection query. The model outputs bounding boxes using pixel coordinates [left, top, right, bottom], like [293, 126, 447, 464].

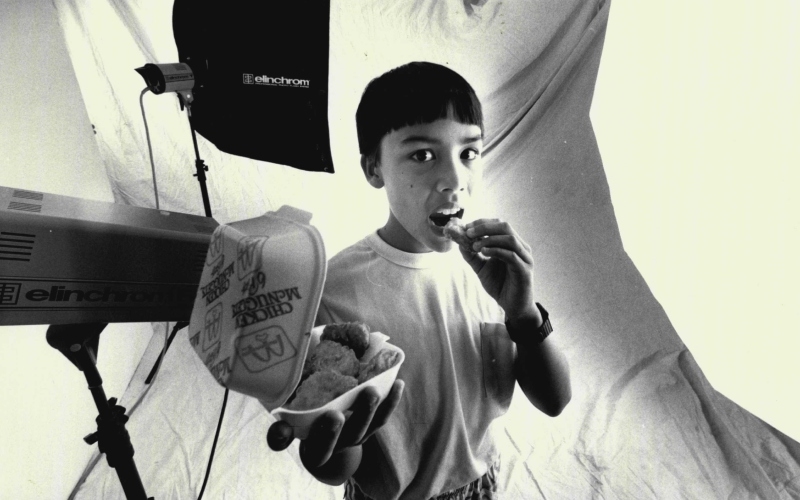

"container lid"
[187, 205, 326, 410]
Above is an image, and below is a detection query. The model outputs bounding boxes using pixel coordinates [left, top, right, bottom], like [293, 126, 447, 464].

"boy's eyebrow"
[400, 135, 483, 145]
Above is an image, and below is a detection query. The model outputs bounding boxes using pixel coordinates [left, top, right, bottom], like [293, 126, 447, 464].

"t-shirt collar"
[366, 231, 453, 269]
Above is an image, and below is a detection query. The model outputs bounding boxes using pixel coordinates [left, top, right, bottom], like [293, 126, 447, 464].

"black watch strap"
[506, 302, 553, 346]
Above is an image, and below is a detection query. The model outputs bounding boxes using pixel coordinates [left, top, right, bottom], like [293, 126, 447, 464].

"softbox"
[173, 0, 334, 173]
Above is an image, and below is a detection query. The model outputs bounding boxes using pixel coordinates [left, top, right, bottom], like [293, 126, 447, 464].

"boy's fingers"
[362, 379, 405, 443]
[472, 235, 533, 265]
[478, 246, 528, 270]
[466, 218, 516, 239]
[459, 244, 487, 273]
[466, 219, 533, 264]
[338, 387, 381, 447]
[300, 411, 346, 469]
[472, 234, 533, 263]
[266, 420, 295, 451]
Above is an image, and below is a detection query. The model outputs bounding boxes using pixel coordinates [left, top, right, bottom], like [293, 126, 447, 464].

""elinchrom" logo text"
[243, 74, 310, 88]
[24, 285, 195, 304]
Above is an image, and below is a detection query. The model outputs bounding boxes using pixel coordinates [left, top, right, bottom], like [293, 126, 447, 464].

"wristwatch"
[506, 302, 553, 346]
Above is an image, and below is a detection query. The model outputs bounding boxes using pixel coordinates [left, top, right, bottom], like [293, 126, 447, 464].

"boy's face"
[370, 117, 484, 253]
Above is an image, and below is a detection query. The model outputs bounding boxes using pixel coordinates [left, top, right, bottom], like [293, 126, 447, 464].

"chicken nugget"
[287, 371, 358, 411]
[321, 322, 371, 358]
[303, 340, 360, 378]
[358, 348, 401, 384]
[443, 218, 476, 254]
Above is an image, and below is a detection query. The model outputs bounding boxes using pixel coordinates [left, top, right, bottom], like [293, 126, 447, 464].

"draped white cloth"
[52, 0, 800, 498]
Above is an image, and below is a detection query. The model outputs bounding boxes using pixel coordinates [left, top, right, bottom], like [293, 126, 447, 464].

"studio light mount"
[135, 61, 212, 218]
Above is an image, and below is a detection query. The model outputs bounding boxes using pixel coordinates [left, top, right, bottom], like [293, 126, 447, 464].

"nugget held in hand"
[358, 348, 401, 384]
[443, 218, 476, 254]
[287, 371, 358, 411]
[321, 322, 371, 358]
[303, 340, 360, 378]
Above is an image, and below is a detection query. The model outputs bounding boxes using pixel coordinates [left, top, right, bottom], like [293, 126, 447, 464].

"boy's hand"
[266, 380, 404, 483]
[460, 218, 541, 326]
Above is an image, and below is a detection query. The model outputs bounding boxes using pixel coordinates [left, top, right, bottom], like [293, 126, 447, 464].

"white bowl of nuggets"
[271, 322, 404, 439]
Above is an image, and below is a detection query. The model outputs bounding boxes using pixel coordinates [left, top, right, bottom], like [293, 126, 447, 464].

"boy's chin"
[423, 220, 457, 253]
[427, 237, 457, 254]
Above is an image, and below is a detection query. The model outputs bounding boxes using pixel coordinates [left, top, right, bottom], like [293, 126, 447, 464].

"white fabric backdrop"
[47, 0, 800, 498]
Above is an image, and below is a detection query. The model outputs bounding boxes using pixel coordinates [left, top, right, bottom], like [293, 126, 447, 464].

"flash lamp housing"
[135, 62, 195, 95]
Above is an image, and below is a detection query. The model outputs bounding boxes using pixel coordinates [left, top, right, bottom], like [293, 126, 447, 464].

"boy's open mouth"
[429, 208, 464, 227]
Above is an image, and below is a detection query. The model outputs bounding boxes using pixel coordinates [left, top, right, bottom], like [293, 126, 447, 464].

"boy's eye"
[462, 148, 480, 161]
[410, 150, 435, 162]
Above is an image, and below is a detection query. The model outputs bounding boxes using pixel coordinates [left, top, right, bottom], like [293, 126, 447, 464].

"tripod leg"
[47, 324, 153, 500]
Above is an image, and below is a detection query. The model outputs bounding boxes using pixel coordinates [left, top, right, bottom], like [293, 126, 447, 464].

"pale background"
[1, 0, 797, 498]
[591, 0, 799, 446]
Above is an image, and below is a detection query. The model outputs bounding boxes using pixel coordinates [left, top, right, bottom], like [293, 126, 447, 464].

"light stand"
[29, 63, 215, 500]
[46, 323, 153, 500]
[177, 90, 212, 218]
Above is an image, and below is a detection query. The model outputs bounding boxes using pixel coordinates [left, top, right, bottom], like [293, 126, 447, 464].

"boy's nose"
[437, 153, 470, 193]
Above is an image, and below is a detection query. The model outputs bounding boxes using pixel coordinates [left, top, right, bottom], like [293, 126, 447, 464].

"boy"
[268, 62, 571, 499]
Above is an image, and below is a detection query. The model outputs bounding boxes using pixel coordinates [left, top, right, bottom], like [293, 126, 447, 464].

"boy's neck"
[378, 213, 432, 254]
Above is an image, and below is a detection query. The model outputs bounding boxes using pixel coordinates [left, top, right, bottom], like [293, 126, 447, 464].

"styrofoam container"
[187, 206, 404, 437]
[272, 325, 405, 439]
[188, 206, 326, 411]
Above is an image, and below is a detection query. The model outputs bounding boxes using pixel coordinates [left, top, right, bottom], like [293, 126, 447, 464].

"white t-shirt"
[317, 231, 517, 500]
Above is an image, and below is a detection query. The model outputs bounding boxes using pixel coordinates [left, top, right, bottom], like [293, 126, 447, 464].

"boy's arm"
[506, 312, 571, 416]
[461, 219, 571, 416]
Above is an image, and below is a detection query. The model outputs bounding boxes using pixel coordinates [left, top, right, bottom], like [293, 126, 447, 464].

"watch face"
[539, 318, 553, 341]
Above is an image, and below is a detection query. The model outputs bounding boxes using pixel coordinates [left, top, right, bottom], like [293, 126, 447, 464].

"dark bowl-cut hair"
[356, 61, 483, 158]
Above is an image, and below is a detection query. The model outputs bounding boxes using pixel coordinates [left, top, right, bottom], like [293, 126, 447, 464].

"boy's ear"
[361, 154, 384, 188]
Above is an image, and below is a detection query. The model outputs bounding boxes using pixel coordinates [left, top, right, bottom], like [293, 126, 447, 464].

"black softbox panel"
[173, 0, 334, 173]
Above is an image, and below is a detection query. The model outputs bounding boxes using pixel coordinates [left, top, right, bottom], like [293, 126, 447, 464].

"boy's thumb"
[267, 420, 295, 451]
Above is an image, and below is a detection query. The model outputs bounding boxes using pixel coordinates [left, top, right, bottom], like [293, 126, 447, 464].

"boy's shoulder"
[323, 232, 379, 288]
[327, 233, 375, 267]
